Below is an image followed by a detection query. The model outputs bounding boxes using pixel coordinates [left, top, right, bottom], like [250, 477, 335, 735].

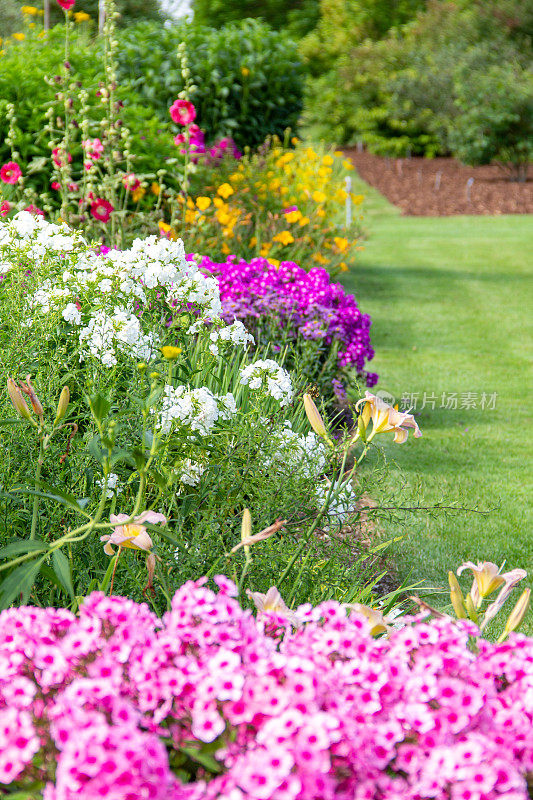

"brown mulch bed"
[343, 148, 533, 216]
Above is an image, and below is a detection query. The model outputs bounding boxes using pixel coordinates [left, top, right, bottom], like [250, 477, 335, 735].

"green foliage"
[191, 0, 320, 37]
[115, 18, 304, 150]
[301, 0, 533, 167]
[0, 0, 22, 38]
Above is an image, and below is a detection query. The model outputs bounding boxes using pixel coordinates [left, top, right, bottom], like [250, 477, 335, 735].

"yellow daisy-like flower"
[217, 183, 234, 199]
[313, 252, 328, 265]
[12, 32, 25, 41]
[260, 243, 272, 256]
[241, 66, 250, 77]
[196, 196, 211, 211]
[132, 186, 145, 202]
[249, 236, 257, 248]
[21, 5, 38, 14]
[298, 216, 310, 227]
[334, 236, 349, 253]
[267, 258, 280, 268]
[351, 193, 364, 205]
[273, 231, 294, 246]
[213, 197, 225, 208]
[339, 262, 349, 272]
[312, 190, 327, 204]
[322, 155, 334, 166]
[285, 209, 302, 224]
[74, 10, 90, 21]
[221, 242, 231, 255]
[151, 182, 161, 196]
[316, 207, 326, 218]
[160, 346, 182, 359]
[343, 159, 354, 171]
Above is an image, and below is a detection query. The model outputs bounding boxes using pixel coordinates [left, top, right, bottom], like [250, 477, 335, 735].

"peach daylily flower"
[457, 560, 527, 609]
[101, 511, 167, 556]
[246, 587, 300, 626]
[355, 391, 422, 444]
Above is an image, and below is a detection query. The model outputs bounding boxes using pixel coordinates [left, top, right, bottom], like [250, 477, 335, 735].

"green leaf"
[179, 746, 222, 774]
[12, 484, 91, 517]
[52, 549, 74, 598]
[0, 556, 46, 609]
[0, 539, 46, 560]
[88, 392, 111, 423]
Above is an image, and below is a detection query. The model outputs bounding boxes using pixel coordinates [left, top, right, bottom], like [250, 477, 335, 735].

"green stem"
[30, 438, 44, 540]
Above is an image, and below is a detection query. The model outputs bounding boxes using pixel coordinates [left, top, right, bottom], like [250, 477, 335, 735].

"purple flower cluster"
[198, 255, 378, 386]
[206, 136, 242, 162]
[1, 577, 532, 799]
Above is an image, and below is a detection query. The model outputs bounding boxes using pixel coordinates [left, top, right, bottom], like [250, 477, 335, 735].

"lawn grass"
[343, 174, 533, 629]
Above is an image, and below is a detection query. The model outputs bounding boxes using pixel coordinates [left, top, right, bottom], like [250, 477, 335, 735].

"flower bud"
[448, 572, 466, 619]
[502, 588, 530, 638]
[7, 378, 31, 420]
[20, 375, 44, 419]
[303, 393, 327, 438]
[464, 592, 478, 623]
[55, 385, 70, 424]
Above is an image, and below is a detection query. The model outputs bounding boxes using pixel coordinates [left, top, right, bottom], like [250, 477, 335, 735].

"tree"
[191, 0, 319, 36]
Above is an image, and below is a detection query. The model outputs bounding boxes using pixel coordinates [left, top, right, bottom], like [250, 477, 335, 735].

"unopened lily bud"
[357, 412, 368, 442]
[7, 378, 31, 420]
[501, 588, 530, 639]
[448, 572, 467, 619]
[20, 375, 44, 419]
[303, 393, 327, 438]
[241, 508, 252, 558]
[464, 592, 478, 623]
[55, 386, 70, 424]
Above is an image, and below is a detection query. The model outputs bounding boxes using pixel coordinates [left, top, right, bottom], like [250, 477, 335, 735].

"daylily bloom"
[346, 603, 388, 636]
[500, 588, 531, 640]
[230, 518, 285, 554]
[355, 392, 422, 443]
[101, 511, 167, 556]
[457, 561, 527, 608]
[246, 586, 299, 626]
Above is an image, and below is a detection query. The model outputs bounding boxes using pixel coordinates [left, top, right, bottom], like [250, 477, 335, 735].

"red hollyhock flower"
[169, 99, 196, 126]
[90, 198, 113, 223]
[25, 205, 45, 216]
[0, 161, 22, 184]
[0, 201, 11, 216]
[52, 147, 72, 169]
[56, 0, 75, 9]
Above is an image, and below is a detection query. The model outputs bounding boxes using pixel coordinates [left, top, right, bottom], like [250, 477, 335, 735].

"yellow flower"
[298, 216, 310, 227]
[318, 166, 332, 178]
[316, 207, 326, 218]
[312, 190, 326, 203]
[213, 196, 225, 208]
[339, 262, 349, 272]
[267, 258, 280, 268]
[196, 196, 211, 210]
[273, 231, 294, 246]
[352, 193, 364, 204]
[158, 220, 177, 239]
[334, 236, 349, 253]
[132, 186, 145, 202]
[28, 22, 36, 28]
[184, 209, 197, 224]
[260, 242, 272, 256]
[249, 236, 257, 248]
[229, 171, 243, 183]
[221, 242, 231, 255]
[160, 346, 182, 359]
[343, 159, 354, 171]
[12, 32, 25, 41]
[241, 66, 250, 77]
[322, 155, 334, 166]
[268, 178, 281, 191]
[334, 150, 344, 157]
[312, 253, 328, 265]
[74, 10, 90, 21]
[151, 182, 160, 195]
[285, 209, 302, 224]
[21, 5, 38, 13]
[186, 196, 195, 210]
[217, 183, 234, 199]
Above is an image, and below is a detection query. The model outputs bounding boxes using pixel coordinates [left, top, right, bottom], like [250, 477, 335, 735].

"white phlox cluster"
[95, 472, 123, 499]
[265, 420, 328, 479]
[174, 459, 207, 488]
[239, 359, 293, 406]
[315, 478, 360, 528]
[209, 320, 255, 356]
[159, 385, 237, 435]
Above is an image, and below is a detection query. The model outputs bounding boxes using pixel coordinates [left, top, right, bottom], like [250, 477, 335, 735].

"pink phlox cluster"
[0, 577, 532, 799]
[197, 254, 378, 385]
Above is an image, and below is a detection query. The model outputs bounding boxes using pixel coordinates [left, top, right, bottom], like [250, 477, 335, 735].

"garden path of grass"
[341, 176, 533, 628]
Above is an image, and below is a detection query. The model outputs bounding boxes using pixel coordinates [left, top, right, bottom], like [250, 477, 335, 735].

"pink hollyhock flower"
[56, 0, 75, 9]
[169, 99, 196, 126]
[82, 137, 104, 161]
[0, 201, 11, 216]
[90, 198, 113, 223]
[123, 173, 140, 191]
[52, 147, 72, 169]
[51, 181, 61, 191]
[0, 161, 22, 184]
[68, 182, 78, 191]
[100, 511, 167, 555]
[24, 205, 45, 216]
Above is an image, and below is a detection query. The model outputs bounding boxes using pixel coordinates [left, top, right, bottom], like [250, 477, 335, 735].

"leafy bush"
[1, 578, 532, 797]
[191, 0, 320, 38]
[115, 18, 305, 151]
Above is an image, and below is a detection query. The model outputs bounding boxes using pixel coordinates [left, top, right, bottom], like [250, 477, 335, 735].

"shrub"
[0, 578, 532, 798]
[191, 0, 320, 37]
[115, 18, 305, 151]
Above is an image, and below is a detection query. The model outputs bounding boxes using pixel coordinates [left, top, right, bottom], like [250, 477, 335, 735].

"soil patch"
[343, 149, 533, 216]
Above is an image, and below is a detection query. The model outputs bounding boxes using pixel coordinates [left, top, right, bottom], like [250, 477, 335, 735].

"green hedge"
[115, 19, 304, 150]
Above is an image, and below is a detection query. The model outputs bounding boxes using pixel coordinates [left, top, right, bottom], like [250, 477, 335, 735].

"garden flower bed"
[1, 578, 532, 798]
